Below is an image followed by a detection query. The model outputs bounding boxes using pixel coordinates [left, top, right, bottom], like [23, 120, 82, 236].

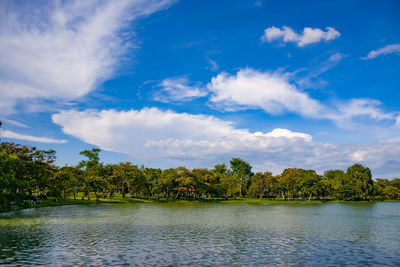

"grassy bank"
[3, 195, 398, 213]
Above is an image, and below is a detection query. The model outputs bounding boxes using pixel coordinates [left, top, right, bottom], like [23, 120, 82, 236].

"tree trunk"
[308, 193, 312, 202]
[259, 189, 265, 200]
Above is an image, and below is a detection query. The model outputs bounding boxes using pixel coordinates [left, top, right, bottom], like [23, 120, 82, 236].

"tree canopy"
[1, 138, 399, 212]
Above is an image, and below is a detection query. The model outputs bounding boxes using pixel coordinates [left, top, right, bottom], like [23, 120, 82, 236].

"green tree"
[299, 170, 321, 201]
[323, 170, 351, 200]
[142, 167, 162, 198]
[112, 162, 131, 198]
[279, 168, 302, 200]
[383, 186, 400, 200]
[229, 158, 253, 197]
[78, 148, 103, 200]
[248, 171, 275, 200]
[346, 164, 374, 200]
[158, 168, 179, 199]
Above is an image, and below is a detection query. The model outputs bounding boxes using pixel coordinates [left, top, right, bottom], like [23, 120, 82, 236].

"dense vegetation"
[1, 140, 400, 212]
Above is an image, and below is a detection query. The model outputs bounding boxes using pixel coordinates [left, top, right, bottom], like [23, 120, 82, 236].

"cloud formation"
[0, 129, 66, 144]
[261, 26, 340, 47]
[0, 0, 175, 114]
[2, 119, 29, 128]
[208, 68, 324, 117]
[152, 77, 208, 102]
[52, 108, 400, 177]
[361, 44, 400, 60]
[206, 68, 399, 128]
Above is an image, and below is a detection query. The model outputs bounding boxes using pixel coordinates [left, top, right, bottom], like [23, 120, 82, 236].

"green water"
[0, 202, 399, 266]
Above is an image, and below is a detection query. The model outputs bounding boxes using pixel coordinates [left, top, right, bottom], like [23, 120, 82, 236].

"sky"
[1, 0, 400, 178]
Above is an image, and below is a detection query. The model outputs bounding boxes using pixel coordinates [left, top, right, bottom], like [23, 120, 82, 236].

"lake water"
[0, 202, 399, 266]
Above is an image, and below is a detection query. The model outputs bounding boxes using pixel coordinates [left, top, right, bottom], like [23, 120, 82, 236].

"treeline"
[1, 142, 400, 212]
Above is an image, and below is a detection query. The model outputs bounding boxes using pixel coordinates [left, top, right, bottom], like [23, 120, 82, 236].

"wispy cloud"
[361, 44, 400, 60]
[0, 0, 175, 115]
[152, 77, 208, 103]
[2, 119, 29, 128]
[206, 58, 219, 72]
[294, 52, 346, 89]
[0, 129, 67, 144]
[261, 26, 340, 47]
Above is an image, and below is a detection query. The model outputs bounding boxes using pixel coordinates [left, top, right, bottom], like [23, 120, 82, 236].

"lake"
[0, 202, 399, 266]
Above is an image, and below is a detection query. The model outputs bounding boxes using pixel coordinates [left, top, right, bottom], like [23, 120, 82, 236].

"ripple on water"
[0, 203, 400, 266]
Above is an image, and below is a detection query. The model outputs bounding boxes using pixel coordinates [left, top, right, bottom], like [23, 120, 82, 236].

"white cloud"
[396, 116, 400, 128]
[207, 68, 399, 127]
[335, 99, 394, 120]
[52, 108, 400, 177]
[0, 129, 67, 144]
[261, 26, 340, 47]
[2, 119, 29, 128]
[51, 108, 313, 164]
[153, 77, 208, 102]
[208, 68, 324, 117]
[361, 44, 400, 60]
[0, 0, 175, 114]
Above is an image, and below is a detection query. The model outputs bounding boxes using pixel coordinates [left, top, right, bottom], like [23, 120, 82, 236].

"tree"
[229, 158, 253, 197]
[323, 170, 351, 200]
[175, 167, 196, 199]
[158, 168, 179, 199]
[50, 166, 73, 201]
[78, 148, 103, 200]
[112, 162, 132, 198]
[279, 168, 302, 200]
[211, 164, 229, 198]
[383, 186, 400, 200]
[248, 171, 275, 200]
[346, 164, 374, 200]
[142, 167, 162, 198]
[299, 170, 321, 201]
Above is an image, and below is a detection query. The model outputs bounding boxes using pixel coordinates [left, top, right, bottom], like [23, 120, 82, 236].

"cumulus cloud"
[51, 108, 313, 165]
[361, 44, 400, 60]
[152, 77, 208, 102]
[261, 26, 340, 47]
[0, 0, 175, 114]
[208, 68, 325, 117]
[206, 68, 399, 127]
[0, 129, 66, 144]
[52, 108, 400, 177]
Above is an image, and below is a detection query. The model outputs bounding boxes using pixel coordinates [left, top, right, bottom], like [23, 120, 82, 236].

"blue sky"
[1, 0, 400, 178]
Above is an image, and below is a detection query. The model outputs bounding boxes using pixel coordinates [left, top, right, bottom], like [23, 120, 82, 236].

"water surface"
[1, 202, 399, 266]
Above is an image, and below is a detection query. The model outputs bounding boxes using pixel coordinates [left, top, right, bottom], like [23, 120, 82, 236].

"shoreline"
[3, 197, 399, 214]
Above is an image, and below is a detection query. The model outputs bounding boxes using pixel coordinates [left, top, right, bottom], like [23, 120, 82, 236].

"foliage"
[1, 134, 400, 211]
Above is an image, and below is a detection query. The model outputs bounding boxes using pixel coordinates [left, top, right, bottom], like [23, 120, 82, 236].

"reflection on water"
[1, 202, 399, 266]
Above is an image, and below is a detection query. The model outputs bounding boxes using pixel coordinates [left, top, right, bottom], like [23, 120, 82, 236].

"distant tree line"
[1, 142, 400, 212]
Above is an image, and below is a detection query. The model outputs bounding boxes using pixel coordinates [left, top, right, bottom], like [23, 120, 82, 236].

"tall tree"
[229, 158, 253, 197]
[78, 148, 102, 200]
[346, 164, 374, 200]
